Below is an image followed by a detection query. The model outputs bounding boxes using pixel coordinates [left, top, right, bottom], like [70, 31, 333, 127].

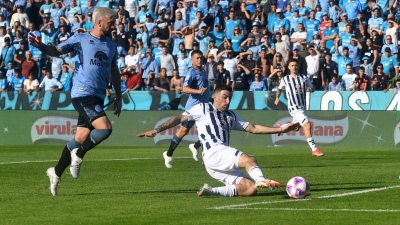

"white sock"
[307, 137, 317, 151]
[248, 166, 266, 182]
[213, 185, 238, 197]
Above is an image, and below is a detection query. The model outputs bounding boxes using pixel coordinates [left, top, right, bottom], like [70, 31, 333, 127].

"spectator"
[249, 72, 267, 91]
[0, 12, 10, 30]
[145, 70, 157, 91]
[66, 0, 81, 24]
[380, 34, 398, 58]
[328, 75, 344, 91]
[116, 23, 133, 52]
[289, 45, 307, 75]
[51, 1, 66, 29]
[362, 38, 378, 68]
[51, 55, 64, 79]
[342, 64, 357, 90]
[160, 45, 175, 80]
[59, 63, 73, 91]
[57, 23, 71, 43]
[297, 41, 309, 58]
[23, 71, 39, 94]
[343, 0, 362, 22]
[141, 51, 159, 90]
[39, 69, 63, 92]
[251, 4, 266, 26]
[360, 56, 373, 78]
[153, 67, 170, 92]
[232, 64, 251, 91]
[82, 0, 96, 20]
[135, 39, 146, 58]
[177, 50, 191, 76]
[136, 2, 156, 25]
[334, 38, 353, 79]
[322, 52, 338, 89]
[271, 8, 289, 35]
[12, 30, 23, 50]
[135, 24, 148, 45]
[273, 32, 290, 61]
[21, 50, 35, 79]
[1, 37, 15, 72]
[380, 47, 399, 78]
[291, 23, 308, 47]
[371, 64, 391, 92]
[393, 79, 400, 94]
[125, 45, 141, 73]
[170, 69, 183, 93]
[214, 61, 231, 89]
[305, 10, 320, 42]
[209, 24, 226, 47]
[0, 70, 6, 92]
[82, 12, 94, 32]
[305, 45, 322, 89]
[204, 53, 217, 91]
[41, 21, 59, 46]
[10, 5, 29, 29]
[39, 0, 53, 18]
[6, 62, 15, 83]
[116, 9, 130, 33]
[173, 11, 187, 31]
[122, 65, 142, 91]
[9, 67, 25, 93]
[268, 66, 284, 91]
[289, 9, 305, 33]
[353, 67, 370, 91]
[348, 36, 363, 72]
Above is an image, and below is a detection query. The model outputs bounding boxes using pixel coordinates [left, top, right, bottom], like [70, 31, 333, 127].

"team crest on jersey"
[95, 105, 103, 112]
[90, 51, 110, 67]
[296, 84, 301, 89]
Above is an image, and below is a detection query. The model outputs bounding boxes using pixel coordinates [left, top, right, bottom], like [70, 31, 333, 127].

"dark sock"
[54, 145, 71, 177]
[166, 134, 182, 157]
[76, 135, 96, 158]
[194, 140, 201, 149]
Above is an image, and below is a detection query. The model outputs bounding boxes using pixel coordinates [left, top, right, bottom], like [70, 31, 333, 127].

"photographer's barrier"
[0, 110, 399, 147]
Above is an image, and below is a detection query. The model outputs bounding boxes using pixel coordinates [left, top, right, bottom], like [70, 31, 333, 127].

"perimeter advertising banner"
[0, 111, 399, 147]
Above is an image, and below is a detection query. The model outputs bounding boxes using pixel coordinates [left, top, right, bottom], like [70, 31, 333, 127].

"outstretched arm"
[137, 114, 189, 137]
[245, 122, 301, 134]
[28, 32, 63, 57]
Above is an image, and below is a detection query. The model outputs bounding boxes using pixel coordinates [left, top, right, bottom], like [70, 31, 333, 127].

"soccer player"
[274, 59, 324, 157]
[28, 7, 122, 196]
[162, 49, 209, 168]
[137, 85, 300, 197]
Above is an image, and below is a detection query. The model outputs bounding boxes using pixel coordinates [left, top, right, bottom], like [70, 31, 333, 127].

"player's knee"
[91, 129, 113, 145]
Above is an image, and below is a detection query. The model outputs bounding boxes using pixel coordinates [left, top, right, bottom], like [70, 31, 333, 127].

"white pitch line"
[211, 185, 400, 210]
[0, 157, 192, 165]
[225, 208, 400, 213]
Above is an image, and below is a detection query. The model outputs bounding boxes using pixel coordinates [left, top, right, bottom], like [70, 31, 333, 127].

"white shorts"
[289, 109, 309, 126]
[202, 145, 247, 185]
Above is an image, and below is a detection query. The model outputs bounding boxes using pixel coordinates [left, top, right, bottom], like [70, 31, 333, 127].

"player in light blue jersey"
[163, 50, 210, 168]
[29, 7, 122, 196]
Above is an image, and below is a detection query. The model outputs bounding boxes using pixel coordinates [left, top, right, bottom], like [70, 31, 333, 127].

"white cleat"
[46, 167, 60, 196]
[188, 144, 199, 161]
[70, 148, 83, 179]
[163, 151, 173, 168]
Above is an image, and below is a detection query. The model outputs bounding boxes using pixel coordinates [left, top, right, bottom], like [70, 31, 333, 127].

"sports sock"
[76, 129, 112, 158]
[54, 145, 71, 177]
[213, 185, 238, 197]
[248, 166, 266, 182]
[193, 140, 201, 149]
[307, 137, 318, 151]
[166, 134, 182, 157]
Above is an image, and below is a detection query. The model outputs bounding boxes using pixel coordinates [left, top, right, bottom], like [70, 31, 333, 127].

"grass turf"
[0, 145, 399, 225]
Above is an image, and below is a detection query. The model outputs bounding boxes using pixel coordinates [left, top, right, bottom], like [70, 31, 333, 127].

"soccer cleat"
[255, 179, 281, 190]
[163, 151, 173, 168]
[197, 184, 213, 196]
[188, 144, 199, 161]
[70, 148, 83, 179]
[46, 167, 60, 196]
[312, 149, 324, 157]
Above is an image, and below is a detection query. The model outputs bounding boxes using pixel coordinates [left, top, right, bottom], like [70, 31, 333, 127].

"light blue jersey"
[328, 6, 340, 23]
[340, 33, 353, 47]
[337, 54, 353, 76]
[183, 67, 209, 111]
[323, 27, 338, 49]
[368, 17, 383, 32]
[381, 55, 398, 75]
[289, 16, 305, 32]
[58, 33, 118, 99]
[10, 76, 25, 91]
[305, 19, 320, 42]
[343, 1, 362, 20]
[60, 72, 72, 91]
[177, 57, 192, 77]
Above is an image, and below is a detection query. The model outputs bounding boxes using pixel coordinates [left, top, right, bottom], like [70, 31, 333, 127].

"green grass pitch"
[0, 145, 399, 225]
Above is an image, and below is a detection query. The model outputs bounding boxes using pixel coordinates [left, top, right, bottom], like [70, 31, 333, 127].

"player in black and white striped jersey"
[137, 85, 300, 197]
[274, 59, 324, 157]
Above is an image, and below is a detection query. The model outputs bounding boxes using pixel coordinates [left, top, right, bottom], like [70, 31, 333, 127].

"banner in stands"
[0, 111, 399, 147]
[1, 91, 400, 111]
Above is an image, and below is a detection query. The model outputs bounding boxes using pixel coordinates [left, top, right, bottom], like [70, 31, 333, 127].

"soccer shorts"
[202, 145, 247, 185]
[72, 96, 106, 129]
[289, 109, 309, 126]
[181, 111, 195, 129]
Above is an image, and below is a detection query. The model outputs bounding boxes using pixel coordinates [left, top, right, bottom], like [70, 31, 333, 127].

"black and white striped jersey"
[186, 103, 249, 150]
[278, 74, 313, 111]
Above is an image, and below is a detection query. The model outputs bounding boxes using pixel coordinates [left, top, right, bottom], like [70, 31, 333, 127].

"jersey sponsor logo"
[90, 51, 110, 67]
[89, 40, 95, 44]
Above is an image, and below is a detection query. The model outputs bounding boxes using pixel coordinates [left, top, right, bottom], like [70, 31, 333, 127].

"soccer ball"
[286, 176, 310, 199]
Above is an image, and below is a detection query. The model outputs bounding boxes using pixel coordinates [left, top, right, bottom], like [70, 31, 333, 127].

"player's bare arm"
[28, 32, 63, 57]
[275, 88, 281, 105]
[182, 86, 207, 95]
[245, 122, 300, 134]
[137, 115, 189, 138]
[110, 66, 122, 117]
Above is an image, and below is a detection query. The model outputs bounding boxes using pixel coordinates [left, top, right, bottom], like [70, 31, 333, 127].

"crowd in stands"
[0, 0, 399, 95]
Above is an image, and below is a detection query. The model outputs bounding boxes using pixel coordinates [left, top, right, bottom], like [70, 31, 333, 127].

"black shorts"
[72, 96, 106, 129]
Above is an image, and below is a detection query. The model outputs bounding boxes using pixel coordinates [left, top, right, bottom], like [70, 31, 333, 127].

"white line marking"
[0, 157, 192, 165]
[226, 208, 400, 213]
[211, 185, 400, 210]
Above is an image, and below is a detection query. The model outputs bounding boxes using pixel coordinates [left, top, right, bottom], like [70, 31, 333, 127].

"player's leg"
[238, 153, 281, 190]
[163, 121, 194, 168]
[188, 140, 201, 161]
[293, 111, 324, 156]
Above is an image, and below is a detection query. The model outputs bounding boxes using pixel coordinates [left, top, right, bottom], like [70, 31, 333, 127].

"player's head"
[191, 50, 203, 69]
[93, 7, 117, 37]
[288, 59, 298, 74]
[213, 85, 233, 112]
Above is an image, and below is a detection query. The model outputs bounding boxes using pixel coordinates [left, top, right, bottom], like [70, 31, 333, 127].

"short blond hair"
[92, 7, 117, 23]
